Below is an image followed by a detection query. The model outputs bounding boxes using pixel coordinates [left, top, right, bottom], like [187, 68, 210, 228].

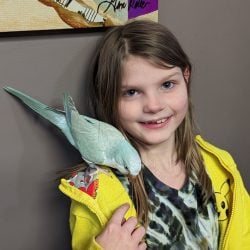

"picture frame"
[0, 0, 158, 33]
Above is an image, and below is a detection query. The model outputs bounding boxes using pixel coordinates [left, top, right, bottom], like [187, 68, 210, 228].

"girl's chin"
[136, 134, 174, 147]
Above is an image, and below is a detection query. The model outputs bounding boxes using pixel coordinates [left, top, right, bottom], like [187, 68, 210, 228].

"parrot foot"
[88, 163, 111, 176]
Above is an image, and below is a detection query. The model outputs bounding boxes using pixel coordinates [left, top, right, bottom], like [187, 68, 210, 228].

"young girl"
[59, 20, 250, 249]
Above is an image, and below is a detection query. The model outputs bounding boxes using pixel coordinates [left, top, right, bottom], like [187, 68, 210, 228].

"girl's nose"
[143, 92, 165, 113]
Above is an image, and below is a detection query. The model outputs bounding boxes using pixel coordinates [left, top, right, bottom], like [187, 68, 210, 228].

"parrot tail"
[4, 86, 63, 124]
[4, 86, 76, 148]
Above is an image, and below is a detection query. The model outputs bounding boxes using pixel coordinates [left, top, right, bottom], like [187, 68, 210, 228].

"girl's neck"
[137, 136, 187, 190]
[138, 136, 177, 170]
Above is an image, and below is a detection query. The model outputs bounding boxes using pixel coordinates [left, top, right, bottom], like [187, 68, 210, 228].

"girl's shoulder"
[60, 164, 123, 199]
[59, 164, 137, 225]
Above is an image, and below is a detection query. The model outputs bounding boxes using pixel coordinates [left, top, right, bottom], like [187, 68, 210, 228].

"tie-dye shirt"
[116, 166, 219, 250]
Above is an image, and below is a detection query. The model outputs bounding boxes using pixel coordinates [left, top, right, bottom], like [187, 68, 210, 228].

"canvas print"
[0, 0, 158, 32]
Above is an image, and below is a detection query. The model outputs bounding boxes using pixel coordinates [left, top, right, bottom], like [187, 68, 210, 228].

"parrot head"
[114, 140, 141, 176]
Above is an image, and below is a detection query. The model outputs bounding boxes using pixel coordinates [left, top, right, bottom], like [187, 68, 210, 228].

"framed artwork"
[0, 0, 158, 33]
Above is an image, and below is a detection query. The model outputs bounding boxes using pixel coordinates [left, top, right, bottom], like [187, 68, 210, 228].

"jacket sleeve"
[69, 201, 104, 250]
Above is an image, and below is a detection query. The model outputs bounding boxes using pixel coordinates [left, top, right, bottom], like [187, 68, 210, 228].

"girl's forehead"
[122, 55, 182, 75]
[122, 55, 179, 70]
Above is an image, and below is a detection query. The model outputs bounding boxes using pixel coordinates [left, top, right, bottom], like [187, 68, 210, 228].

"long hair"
[86, 20, 212, 227]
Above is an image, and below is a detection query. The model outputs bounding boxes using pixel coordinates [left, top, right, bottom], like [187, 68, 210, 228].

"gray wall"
[0, 1, 249, 249]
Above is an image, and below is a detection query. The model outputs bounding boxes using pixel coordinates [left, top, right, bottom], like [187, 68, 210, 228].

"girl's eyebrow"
[164, 70, 182, 78]
[121, 71, 182, 89]
[121, 84, 138, 90]
[121, 69, 183, 91]
[157, 71, 183, 83]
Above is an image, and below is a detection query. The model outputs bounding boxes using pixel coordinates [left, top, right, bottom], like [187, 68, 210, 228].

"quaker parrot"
[4, 87, 141, 176]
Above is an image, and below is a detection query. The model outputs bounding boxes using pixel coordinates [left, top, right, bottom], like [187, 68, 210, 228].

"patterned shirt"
[116, 166, 219, 250]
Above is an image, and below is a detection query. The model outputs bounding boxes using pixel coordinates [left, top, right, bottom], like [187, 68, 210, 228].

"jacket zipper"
[197, 137, 237, 250]
[218, 158, 237, 250]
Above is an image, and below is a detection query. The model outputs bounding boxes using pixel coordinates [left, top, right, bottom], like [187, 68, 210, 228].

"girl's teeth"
[156, 119, 166, 124]
[145, 118, 167, 124]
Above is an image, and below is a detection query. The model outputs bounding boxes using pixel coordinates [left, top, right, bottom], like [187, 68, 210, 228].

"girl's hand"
[96, 204, 147, 250]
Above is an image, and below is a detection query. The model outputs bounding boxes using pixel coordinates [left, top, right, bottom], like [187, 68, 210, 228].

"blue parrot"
[4, 87, 141, 176]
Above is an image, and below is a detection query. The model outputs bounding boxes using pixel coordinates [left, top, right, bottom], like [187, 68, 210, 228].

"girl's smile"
[118, 55, 189, 148]
[139, 116, 173, 129]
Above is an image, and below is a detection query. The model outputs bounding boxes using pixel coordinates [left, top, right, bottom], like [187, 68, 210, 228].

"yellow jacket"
[59, 136, 250, 249]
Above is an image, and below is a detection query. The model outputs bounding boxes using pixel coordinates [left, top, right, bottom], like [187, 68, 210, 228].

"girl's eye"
[162, 81, 175, 89]
[123, 89, 138, 97]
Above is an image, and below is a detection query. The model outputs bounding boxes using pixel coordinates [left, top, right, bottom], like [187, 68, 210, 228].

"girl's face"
[118, 55, 189, 148]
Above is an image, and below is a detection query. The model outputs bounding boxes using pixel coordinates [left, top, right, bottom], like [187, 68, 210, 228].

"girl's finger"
[132, 226, 146, 241]
[122, 216, 138, 232]
[109, 204, 130, 225]
[138, 241, 147, 250]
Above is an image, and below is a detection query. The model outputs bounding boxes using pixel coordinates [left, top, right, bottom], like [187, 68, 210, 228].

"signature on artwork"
[129, 0, 151, 10]
[97, 0, 127, 13]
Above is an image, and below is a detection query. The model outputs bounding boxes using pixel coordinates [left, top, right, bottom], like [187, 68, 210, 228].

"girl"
[59, 20, 250, 249]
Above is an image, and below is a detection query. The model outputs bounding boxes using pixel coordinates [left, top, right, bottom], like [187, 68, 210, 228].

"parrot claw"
[88, 163, 111, 176]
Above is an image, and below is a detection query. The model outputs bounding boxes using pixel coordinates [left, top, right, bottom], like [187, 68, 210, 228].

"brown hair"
[85, 20, 212, 227]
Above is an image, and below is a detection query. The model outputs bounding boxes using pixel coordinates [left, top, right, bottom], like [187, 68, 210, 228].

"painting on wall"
[0, 0, 158, 33]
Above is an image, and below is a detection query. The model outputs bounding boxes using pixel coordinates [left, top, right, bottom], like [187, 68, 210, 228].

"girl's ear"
[183, 67, 190, 83]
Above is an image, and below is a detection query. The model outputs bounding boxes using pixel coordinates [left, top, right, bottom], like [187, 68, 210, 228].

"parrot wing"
[4, 87, 76, 148]
[79, 115, 128, 149]
[63, 94, 126, 167]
